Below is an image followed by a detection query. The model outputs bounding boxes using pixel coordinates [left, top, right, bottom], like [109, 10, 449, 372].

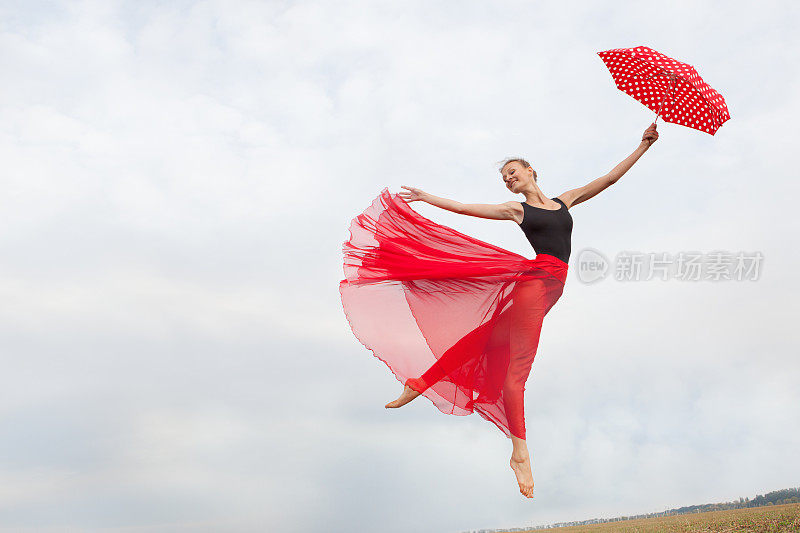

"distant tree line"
[669, 487, 800, 515]
[462, 487, 800, 533]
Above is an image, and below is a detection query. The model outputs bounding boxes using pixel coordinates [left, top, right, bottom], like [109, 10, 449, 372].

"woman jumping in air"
[339, 123, 659, 498]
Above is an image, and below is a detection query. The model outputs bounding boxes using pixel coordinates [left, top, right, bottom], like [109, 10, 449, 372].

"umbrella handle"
[653, 72, 676, 125]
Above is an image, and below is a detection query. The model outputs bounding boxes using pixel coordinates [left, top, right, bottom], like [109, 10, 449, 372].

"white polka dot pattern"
[598, 46, 730, 135]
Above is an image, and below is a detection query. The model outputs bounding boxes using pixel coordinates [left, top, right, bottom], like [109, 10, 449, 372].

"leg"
[412, 316, 498, 392]
[387, 311, 499, 408]
[504, 279, 547, 440]
[504, 279, 548, 498]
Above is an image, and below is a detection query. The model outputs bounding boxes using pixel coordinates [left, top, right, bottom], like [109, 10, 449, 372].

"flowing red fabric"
[339, 188, 568, 440]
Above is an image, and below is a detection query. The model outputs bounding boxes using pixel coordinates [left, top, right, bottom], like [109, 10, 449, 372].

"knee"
[504, 366, 531, 388]
[503, 377, 525, 396]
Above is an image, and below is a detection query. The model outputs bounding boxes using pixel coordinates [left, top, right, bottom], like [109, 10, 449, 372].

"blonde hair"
[498, 158, 537, 182]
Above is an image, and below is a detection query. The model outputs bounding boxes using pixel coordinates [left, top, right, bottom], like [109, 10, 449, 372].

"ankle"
[405, 378, 426, 394]
[511, 453, 529, 463]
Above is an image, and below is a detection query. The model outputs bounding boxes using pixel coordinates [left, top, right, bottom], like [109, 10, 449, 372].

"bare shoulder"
[555, 190, 579, 209]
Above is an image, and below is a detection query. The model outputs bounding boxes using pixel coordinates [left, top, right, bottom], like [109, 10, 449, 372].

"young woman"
[340, 123, 659, 498]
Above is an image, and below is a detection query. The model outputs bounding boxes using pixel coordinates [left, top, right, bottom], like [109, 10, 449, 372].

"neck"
[521, 184, 549, 204]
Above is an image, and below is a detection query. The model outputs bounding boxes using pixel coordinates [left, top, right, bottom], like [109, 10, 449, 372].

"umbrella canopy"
[598, 46, 730, 135]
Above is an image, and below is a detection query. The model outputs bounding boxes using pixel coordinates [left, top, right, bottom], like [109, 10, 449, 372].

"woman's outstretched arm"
[398, 186, 518, 221]
[557, 123, 659, 209]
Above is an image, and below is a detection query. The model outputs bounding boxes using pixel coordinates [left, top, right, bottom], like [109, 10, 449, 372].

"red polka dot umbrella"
[598, 46, 730, 135]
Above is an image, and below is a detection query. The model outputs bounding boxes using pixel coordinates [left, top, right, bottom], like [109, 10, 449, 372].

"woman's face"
[501, 161, 534, 193]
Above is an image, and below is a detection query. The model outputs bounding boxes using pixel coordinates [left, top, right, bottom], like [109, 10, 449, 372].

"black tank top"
[517, 198, 573, 263]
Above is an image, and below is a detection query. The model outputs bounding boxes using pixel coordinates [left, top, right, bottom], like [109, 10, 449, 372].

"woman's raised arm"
[557, 123, 658, 209]
[399, 186, 518, 221]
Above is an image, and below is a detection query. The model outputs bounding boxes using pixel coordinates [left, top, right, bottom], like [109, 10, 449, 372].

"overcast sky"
[1, 1, 798, 532]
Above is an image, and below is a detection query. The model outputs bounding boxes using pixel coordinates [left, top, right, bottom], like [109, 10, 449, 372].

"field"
[520, 503, 800, 532]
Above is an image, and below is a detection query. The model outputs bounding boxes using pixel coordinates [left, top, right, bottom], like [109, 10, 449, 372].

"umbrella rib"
[661, 70, 722, 126]
[637, 70, 674, 121]
[640, 65, 689, 87]
[643, 66, 722, 125]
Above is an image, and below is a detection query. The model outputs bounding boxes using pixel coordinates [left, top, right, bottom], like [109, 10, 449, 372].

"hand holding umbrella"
[642, 122, 659, 146]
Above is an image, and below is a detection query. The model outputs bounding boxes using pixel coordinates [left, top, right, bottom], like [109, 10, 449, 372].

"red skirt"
[339, 188, 568, 439]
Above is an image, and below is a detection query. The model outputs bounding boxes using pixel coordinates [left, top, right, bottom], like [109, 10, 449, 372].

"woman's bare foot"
[510, 455, 534, 498]
[385, 384, 421, 408]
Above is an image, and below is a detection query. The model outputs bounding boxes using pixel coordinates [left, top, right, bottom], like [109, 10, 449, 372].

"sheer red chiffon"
[339, 188, 568, 440]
